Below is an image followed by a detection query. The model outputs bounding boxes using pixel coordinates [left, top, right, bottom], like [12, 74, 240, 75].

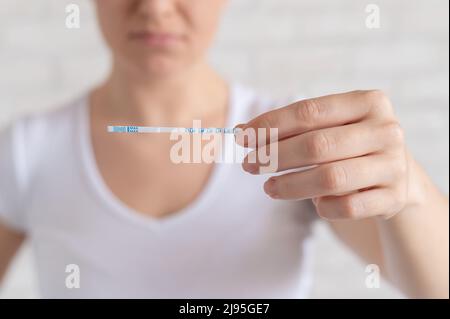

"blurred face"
[95, 0, 227, 76]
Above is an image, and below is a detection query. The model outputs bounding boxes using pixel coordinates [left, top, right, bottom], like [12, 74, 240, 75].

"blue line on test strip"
[107, 126, 242, 134]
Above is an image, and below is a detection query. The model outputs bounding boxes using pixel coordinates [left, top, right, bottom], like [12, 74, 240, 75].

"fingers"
[313, 187, 407, 220]
[263, 154, 401, 200]
[235, 89, 408, 220]
[235, 90, 395, 147]
[242, 120, 404, 173]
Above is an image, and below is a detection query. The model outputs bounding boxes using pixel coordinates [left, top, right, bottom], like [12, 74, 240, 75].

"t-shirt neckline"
[77, 83, 242, 231]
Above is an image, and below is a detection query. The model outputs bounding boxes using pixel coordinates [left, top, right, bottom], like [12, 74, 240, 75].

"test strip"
[107, 126, 242, 134]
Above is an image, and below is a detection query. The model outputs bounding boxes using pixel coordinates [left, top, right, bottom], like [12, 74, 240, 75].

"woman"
[0, 0, 448, 298]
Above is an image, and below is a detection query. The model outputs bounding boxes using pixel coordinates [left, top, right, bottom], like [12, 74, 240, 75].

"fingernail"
[234, 124, 246, 145]
[246, 131, 256, 148]
[264, 177, 279, 199]
[234, 124, 246, 135]
[234, 125, 256, 148]
[242, 161, 258, 174]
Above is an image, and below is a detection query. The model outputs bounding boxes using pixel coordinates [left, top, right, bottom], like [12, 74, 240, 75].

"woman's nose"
[136, 0, 175, 19]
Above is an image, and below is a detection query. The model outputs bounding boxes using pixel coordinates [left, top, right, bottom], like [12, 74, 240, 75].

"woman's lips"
[128, 31, 182, 47]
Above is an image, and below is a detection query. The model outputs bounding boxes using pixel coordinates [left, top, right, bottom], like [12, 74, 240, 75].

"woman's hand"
[236, 90, 449, 297]
[235, 90, 413, 220]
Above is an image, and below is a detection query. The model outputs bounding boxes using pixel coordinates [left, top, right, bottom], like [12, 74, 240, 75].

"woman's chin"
[127, 56, 187, 78]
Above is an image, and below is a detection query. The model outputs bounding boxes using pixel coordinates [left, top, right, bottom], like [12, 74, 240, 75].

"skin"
[1, 0, 448, 298]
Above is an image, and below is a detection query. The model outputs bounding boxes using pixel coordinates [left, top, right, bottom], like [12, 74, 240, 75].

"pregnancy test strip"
[107, 126, 242, 134]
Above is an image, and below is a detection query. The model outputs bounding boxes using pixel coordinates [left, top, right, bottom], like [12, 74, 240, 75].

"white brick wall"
[0, 0, 448, 299]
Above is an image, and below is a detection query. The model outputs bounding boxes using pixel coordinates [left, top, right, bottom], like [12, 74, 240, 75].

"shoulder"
[16, 95, 84, 142]
[0, 94, 87, 185]
[0, 94, 86, 231]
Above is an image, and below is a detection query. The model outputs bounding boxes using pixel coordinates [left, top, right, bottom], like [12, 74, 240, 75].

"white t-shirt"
[0, 84, 318, 298]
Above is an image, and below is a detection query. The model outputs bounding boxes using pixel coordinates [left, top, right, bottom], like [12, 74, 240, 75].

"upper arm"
[0, 221, 25, 283]
[0, 123, 28, 283]
[327, 219, 386, 276]
[0, 122, 29, 232]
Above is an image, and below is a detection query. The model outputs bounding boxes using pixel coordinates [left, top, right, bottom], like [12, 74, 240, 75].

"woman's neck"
[92, 61, 229, 127]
